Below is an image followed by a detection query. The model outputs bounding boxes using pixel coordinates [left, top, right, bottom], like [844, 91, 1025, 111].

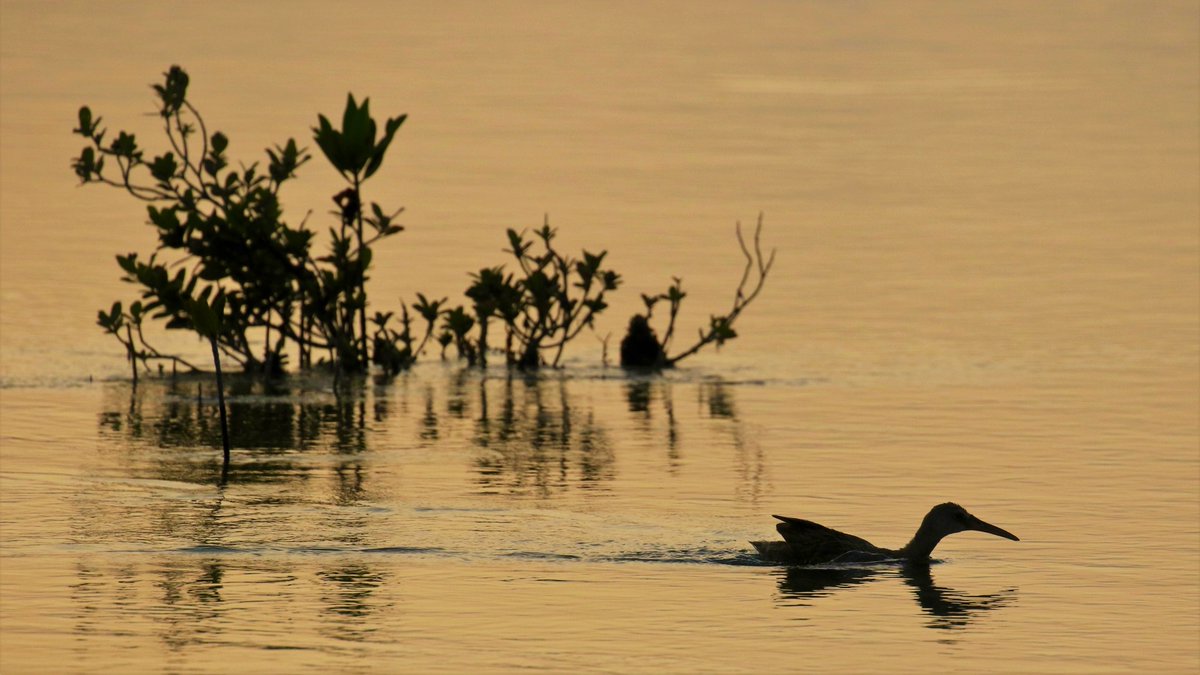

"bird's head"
[925, 502, 1020, 542]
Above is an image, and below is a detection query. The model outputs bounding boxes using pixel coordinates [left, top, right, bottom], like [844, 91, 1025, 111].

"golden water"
[2, 1, 1197, 672]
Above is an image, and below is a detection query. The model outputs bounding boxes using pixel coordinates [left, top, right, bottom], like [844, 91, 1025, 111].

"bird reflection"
[901, 564, 1016, 630]
[776, 563, 1016, 630]
[776, 565, 883, 598]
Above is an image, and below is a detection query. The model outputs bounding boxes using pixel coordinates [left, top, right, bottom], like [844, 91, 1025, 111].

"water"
[2, 1, 1198, 672]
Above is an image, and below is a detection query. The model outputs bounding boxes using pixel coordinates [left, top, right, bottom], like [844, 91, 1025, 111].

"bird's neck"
[896, 521, 947, 560]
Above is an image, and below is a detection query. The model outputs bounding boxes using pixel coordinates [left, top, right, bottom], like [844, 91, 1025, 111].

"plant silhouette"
[77, 66, 423, 378]
[621, 216, 775, 368]
[78, 65, 774, 379]
[447, 218, 621, 369]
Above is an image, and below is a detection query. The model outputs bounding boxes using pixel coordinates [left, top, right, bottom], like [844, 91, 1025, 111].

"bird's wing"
[771, 514, 879, 564]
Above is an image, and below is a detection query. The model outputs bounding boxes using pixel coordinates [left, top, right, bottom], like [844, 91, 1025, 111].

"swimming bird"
[750, 502, 1019, 565]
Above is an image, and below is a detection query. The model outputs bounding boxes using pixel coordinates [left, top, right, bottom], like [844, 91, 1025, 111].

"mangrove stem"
[210, 337, 231, 465]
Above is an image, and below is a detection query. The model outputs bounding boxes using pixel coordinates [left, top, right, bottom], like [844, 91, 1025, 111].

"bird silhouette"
[751, 502, 1019, 565]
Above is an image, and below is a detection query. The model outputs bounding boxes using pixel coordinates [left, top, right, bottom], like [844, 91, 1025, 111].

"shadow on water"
[775, 564, 1017, 630]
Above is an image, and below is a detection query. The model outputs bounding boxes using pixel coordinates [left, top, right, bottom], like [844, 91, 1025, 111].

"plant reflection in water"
[80, 372, 1014, 653]
[70, 556, 394, 649]
[97, 371, 634, 497]
[622, 376, 758, 487]
[464, 373, 615, 497]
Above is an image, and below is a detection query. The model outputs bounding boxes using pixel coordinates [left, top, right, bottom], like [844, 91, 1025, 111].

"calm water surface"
[2, 1, 1197, 672]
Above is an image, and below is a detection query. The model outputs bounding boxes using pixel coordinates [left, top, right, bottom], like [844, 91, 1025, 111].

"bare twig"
[663, 215, 774, 367]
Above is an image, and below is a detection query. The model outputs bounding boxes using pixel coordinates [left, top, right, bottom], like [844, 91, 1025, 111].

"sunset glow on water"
[2, 2, 1197, 672]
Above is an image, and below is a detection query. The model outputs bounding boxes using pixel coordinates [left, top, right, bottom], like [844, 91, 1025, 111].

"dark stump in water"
[619, 315, 665, 368]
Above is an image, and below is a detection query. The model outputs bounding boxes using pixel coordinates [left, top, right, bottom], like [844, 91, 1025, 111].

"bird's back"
[772, 514, 888, 565]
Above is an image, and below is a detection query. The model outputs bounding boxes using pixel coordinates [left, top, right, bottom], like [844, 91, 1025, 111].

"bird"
[750, 502, 1019, 565]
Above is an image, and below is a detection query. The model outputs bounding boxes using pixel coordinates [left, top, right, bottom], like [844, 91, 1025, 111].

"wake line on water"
[162, 543, 771, 566]
[166, 539, 935, 568]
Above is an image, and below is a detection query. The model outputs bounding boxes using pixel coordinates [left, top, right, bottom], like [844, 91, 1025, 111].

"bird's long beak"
[968, 515, 1020, 541]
